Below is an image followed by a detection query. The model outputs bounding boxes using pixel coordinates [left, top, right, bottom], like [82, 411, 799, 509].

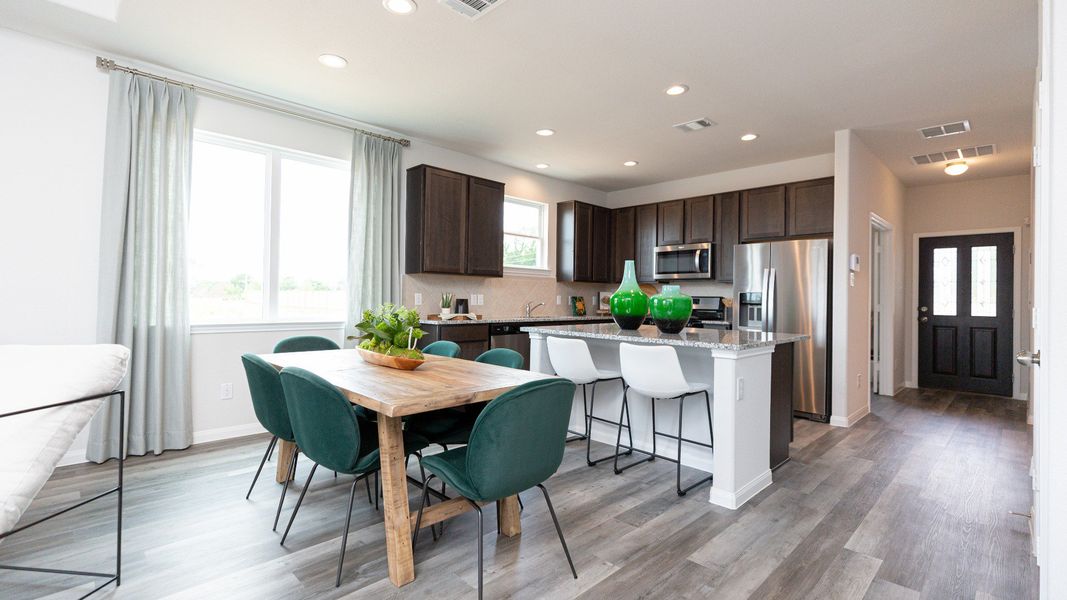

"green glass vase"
[610, 260, 649, 330]
[650, 285, 693, 334]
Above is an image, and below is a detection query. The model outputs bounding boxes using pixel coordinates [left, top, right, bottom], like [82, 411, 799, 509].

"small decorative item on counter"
[610, 259, 649, 330]
[440, 292, 453, 316]
[347, 303, 426, 370]
[596, 290, 614, 314]
[455, 297, 469, 314]
[570, 296, 586, 316]
[650, 285, 693, 334]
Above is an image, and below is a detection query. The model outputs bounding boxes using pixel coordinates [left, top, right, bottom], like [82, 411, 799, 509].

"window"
[189, 132, 350, 324]
[502, 196, 548, 270]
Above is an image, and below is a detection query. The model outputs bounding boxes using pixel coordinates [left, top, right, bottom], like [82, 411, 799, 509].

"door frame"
[870, 212, 895, 396]
[910, 226, 1023, 399]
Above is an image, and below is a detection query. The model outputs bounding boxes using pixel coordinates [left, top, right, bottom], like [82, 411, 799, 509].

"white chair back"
[619, 343, 689, 397]
[546, 337, 600, 384]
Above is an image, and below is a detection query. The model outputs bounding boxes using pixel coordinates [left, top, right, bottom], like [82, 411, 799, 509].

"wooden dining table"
[258, 349, 557, 587]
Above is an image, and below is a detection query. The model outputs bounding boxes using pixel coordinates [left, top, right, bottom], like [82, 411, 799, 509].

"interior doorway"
[869, 214, 894, 395]
[917, 232, 1014, 396]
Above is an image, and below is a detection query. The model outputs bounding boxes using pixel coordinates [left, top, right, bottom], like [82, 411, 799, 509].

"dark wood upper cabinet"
[786, 177, 835, 237]
[657, 199, 685, 245]
[406, 164, 503, 277]
[714, 192, 739, 282]
[740, 185, 787, 242]
[592, 205, 613, 283]
[611, 206, 636, 282]
[684, 196, 714, 243]
[635, 203, 658, 282]
[557, 201, 612, 283]
[466, 177, 505, 276]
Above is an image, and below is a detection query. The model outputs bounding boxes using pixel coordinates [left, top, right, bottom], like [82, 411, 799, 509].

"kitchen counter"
[526, 323, 805, 510]
[520, 323, 806, 351]
[421, 315, 613, 326]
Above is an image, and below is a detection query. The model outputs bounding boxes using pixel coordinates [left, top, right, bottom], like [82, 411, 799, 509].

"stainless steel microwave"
[653, 242, 713, 280]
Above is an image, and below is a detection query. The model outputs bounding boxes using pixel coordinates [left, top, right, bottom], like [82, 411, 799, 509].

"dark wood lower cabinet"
[422, 324, 490, 361]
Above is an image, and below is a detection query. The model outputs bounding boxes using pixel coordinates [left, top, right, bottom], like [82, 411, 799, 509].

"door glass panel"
[971, 245, 997, 317]
[932, 247, 958, 316]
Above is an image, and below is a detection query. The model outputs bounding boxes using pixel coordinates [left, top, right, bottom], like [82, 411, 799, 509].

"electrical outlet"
[414, 293, 422, 306]
[736, 377, 744, 401]
[849, 272, 856, 287]
[556, 295, 562, 305]
[220, 383, 233, 400]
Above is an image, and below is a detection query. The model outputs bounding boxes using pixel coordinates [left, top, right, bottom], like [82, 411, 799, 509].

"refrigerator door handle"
[766, 267, 777, 332]
[760, 268, 771, 332]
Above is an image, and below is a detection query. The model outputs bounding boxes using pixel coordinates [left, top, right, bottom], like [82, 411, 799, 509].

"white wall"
[902, 174, 1032, 397]
[832, 130, 906, 426]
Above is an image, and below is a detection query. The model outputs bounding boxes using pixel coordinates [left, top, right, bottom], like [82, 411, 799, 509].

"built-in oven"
[653, 242, 713, 280]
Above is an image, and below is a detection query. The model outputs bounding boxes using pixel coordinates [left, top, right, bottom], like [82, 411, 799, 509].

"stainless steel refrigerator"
[733, 239, 832, 422]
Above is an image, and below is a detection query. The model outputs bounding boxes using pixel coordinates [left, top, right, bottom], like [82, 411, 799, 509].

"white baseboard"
[58, 422, 267, 467]
[904, 380, 916, 389]
[829, 404, 871, 428]
[1014, 391, 1029, 401]
[708, 469, 773, 510]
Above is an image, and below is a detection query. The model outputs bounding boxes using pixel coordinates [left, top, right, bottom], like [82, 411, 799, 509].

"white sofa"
[0, 344, 129, 536]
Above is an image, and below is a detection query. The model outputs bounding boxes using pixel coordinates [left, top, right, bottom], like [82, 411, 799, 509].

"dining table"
[258, 349, 557, 587]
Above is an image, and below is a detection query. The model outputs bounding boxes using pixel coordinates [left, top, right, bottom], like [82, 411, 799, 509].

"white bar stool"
[546, 336, 634, 466]
[617, 342, 714, 496]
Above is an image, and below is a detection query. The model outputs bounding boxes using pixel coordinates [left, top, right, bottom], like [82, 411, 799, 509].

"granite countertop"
[421, 315, 614, 326]
[519, 323, 808, 351]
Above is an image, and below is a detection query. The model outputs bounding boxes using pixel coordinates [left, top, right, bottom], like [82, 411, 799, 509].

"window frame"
[188, 130, 350, 329]
[502, 195, 550, 274]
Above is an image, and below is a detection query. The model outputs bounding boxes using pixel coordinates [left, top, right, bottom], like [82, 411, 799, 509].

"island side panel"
[709, 346, 775, 509]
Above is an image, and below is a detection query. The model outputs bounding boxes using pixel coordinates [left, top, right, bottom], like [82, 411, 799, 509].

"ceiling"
[0, 0, 1038, 190]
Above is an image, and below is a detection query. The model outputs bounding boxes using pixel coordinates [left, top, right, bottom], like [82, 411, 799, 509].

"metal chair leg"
[566, 383, 589, 443]
[335, 478, 360, 588]
[467, 499, 484, 600]
[273, 447, 298, 531]
[365, 475, 373, 504]
[280, 463, 318, 544]
[613, 387, 654, 474]
[246, 435, 277, 499]
[414, 453, 438, 541]
[705, 390, 714, 448]
[412, 474, 436, 548]
[677, 396, 685, 495]
[537, 484, 577, 579]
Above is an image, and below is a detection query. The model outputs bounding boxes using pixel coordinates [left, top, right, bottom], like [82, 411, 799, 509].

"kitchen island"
[522, 323, 806, 509]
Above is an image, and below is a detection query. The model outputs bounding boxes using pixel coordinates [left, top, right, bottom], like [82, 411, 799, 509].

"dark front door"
[918, 233, 1014, 396]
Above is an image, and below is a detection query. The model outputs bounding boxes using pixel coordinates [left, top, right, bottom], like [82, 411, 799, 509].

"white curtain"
[88, 72, 195, 462]
[345, 132, 403, 342]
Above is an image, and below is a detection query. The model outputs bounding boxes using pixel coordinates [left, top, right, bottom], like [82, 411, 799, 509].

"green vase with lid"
[650, 285, 693, 334]
[610, 260, 648, 330]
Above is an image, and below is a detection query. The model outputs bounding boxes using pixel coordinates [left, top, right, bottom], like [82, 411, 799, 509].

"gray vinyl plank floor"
[0, 389, 1038, 599]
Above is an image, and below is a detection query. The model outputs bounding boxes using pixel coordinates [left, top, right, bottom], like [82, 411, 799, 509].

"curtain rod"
[95, 56, 411, 147]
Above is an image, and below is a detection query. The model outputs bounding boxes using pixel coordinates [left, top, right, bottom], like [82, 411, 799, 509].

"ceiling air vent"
[911, 144, 996, 165]
[918, 120, 971, 139]
[438, 0, 507, 19]
[673, 118, 717, 132]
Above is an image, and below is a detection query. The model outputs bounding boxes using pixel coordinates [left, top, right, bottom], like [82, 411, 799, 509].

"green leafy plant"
[347, 303, 425, 360]
[441, 292, 454, 310]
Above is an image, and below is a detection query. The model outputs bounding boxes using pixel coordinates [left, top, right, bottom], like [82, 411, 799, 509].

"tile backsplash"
[403, 273, 733, 319]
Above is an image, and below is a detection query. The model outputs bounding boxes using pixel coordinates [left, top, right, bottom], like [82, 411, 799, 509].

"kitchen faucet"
[525, 301, 545, 317]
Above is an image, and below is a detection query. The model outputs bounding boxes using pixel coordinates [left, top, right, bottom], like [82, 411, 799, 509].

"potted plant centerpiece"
[348, 303, 428, 370]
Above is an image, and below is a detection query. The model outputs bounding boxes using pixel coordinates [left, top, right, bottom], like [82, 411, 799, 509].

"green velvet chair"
[474, 347, 525, 369]
[273, 335, 340, 353]
[413, 378, 579, 599]
[241, 353, 303, 531]
[422, 340, 461, 357]
[278, 367, 431, 587]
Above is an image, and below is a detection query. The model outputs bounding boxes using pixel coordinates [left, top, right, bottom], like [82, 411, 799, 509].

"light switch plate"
[220, 383, 233, 400]
[414, 293, 422, 306]
[556, 295, 562, 305]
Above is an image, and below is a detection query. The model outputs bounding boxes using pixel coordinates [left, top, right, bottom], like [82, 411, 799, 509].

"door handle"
[1016, 350, 1041, 367]
[919, 316, 929, 324]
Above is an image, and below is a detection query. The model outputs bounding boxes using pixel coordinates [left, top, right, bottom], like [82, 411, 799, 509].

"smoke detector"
[438, 0, 507, 19]
[911, 144, 996, 165]
[918, 120, 971, 139]
[673, 118, 717, 132]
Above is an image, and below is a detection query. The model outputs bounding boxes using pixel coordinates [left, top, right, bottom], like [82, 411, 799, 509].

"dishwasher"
[488, 324, 531, 369]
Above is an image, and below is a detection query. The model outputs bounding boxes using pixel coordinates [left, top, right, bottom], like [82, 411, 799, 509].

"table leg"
[496, 495, 522, 537]
[275, 440, 297, 483]
[378, 415, 415, 586]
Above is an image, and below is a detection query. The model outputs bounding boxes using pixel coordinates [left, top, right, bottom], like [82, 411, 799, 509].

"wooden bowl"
[357, 348, 426, 371]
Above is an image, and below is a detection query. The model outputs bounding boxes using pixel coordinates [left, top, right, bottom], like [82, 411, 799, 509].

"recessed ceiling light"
[535, 129, 555, 137]
[944, 161, 969, 176]
[535, 163, 550, 169]
[317, 54, 348, 69]
[665, 84, 689, 96]
[382, 0, 417, 15]
[740, 133, 759, 142]
[623, 160, 639, 167]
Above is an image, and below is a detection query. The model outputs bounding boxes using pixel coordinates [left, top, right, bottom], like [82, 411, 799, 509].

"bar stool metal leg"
[586, 378, 637, 466]
[672, 391, 715, 496]
[612, 386, 655, 474]
[565, 383, 589, 442]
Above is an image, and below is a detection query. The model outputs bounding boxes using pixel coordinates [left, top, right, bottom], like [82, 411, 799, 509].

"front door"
[918, 233, 1014, 396]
